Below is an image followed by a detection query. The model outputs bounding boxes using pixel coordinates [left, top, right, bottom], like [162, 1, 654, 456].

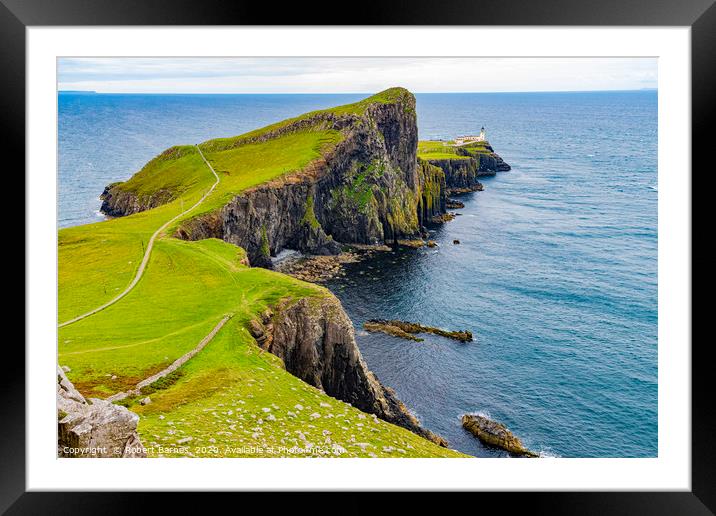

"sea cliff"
[90, 88, 511, 452]
[247, 295, 446, 446]
[100, 89, 501, 268]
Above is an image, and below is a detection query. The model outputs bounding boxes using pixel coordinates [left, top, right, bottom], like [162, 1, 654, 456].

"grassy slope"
[58, 88, 464, 457]
[198, 87, 411, 154]
[58, 148, 215, 321]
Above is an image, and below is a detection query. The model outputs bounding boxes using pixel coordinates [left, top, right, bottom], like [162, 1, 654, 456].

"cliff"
[180, 89, 423, 266]
[101, 89, 455, 267]
[247, 295, 447, 446]
[417, 141, 511, 195]
[100, 145, 205, 217]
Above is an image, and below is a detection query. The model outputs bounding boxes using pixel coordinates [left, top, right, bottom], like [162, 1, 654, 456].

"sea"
[58, 90, 658, 457]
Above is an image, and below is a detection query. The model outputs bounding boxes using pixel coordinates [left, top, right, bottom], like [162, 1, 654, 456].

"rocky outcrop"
[364, 319, 473, 343]
[57, 366, 146, 458]
[423, 158, 485, 195]
[458, 143, 511, 173]
[461, 414, 538, 457]
[247, 295, 448, 447]
[100, 183, 171, 217]
[175, 91, 422, 266]
[422, 142, 510, 195]
[98, 89, 510, 267]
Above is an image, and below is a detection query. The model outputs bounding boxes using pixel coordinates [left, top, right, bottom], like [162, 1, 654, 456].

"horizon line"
[58, 87, 658, 95]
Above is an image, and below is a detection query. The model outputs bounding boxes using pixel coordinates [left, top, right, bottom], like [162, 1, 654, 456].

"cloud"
[58, 57, 657, 93]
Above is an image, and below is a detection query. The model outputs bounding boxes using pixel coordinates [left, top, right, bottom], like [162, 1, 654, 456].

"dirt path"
[107, 313, 233, 402]
[59, 145, 220, 328]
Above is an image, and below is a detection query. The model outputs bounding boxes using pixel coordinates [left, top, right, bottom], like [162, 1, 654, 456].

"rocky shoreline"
[90, 88, 515, 455]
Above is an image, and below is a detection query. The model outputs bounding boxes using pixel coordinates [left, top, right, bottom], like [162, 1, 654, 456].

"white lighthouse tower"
[478, 126, 486, 141]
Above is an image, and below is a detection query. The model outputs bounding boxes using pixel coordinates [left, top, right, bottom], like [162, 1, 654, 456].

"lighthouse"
[479, 126, 486, 141]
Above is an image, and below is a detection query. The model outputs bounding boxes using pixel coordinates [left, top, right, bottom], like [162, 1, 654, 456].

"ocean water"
[58, 91, 658, 457]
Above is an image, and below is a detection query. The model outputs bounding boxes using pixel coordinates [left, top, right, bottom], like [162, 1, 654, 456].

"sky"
[58, 57, 657, 94]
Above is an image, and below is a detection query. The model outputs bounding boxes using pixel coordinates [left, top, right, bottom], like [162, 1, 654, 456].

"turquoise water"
[58, 91, 657, 457]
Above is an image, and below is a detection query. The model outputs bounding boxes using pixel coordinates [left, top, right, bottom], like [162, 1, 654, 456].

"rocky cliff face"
[100, 183, 175, 218]
[422, 158, 485, 194]
[57, 366, 146, 458]
[416, 160, 447, 225]
[175, 90, 425, 267]
[247, 295, 448, 447]
[422, 143, 511, 195]
[99, 89, 510, 266]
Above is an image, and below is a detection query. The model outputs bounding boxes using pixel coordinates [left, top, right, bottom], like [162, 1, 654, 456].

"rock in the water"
[446, 199, 465, 209]
[453, 239, 460, 245]
[57, 365, 146, 458]
[364, 319, 473, 343]
[461, 414, 538, 457]
[364, 321, 424, 342]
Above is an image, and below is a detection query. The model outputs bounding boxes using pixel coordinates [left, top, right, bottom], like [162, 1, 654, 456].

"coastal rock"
[100, 182, 174, 218]
[422, 142, 510, 196]
[417, 160, 447, 226]
[461, 414, 538, 457]
[276, 252, 361, 283]
[364, 319, 473, 343]
[99, 89, 510, 268]
[446, 199, 465, 209]
[364, 321, 424, 341]
[251, 295, 448, 447]
[396, 239, 426, 249]
[57, 366, 146, 458]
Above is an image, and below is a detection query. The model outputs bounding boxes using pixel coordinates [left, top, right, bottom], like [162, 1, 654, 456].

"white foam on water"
[272, 248, 301, 266]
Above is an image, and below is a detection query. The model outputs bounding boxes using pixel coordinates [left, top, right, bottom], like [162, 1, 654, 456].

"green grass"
[459, 141, 493, 157]
[58, 235, 463, 457]
[131, 318, 465, 457]
[58, 131, 337, 322]
[58, 156, 216, 322]
[57, 88, 465, 457]
[189, 130, 342, 221]
[199, 87, 411, 154]
[417, 140, 470, 161]
[59, 237, 312, 395]
[417, 140, 494, 162]
[112, 146, 207, 199]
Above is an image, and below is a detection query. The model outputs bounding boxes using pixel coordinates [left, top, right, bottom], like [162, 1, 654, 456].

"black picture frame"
[5, 0, 710, 513]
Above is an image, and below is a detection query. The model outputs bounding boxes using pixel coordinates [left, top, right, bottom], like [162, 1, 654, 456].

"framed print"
[6, 0, 711, 512]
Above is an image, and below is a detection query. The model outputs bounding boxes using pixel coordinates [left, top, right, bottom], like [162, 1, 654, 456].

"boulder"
[57, 365, 146, 458]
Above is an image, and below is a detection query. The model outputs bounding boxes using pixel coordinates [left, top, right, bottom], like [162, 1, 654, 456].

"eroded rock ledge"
[247, 295, 448, 447]
[57, 366, 146, 458]
[364, 319, 473, 343]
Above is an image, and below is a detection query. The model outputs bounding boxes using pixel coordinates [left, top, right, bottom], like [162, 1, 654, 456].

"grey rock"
[259, 295, 448, 447]
[57, 366, 146, 458]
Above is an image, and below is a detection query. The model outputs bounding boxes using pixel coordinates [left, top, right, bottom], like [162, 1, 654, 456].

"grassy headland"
[58, 88, 465, 458]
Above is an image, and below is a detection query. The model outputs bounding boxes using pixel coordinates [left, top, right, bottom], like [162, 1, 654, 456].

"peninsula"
[58, 87, 510, 458]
